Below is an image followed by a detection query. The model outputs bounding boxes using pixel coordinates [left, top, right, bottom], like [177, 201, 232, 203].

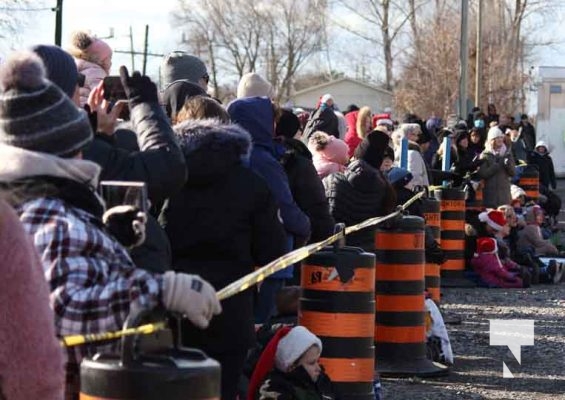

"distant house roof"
[293, 77, 393, 97]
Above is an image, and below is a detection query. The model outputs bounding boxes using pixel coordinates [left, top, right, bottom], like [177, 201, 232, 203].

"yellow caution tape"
[60, 191, 425, 347]
[60, 322, 166, 347]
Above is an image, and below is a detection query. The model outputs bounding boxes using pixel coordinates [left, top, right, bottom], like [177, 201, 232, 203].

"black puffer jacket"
[160, 119, 287, 351]
[303, 107, 339, 140]
[278, 137, 335, 243]
[83, 102, 186, 272]
[323, 160, 395, 251]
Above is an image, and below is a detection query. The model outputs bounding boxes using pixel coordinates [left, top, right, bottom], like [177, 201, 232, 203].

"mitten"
[103, 205, 147, 249]
[162, 271, 222, 329]
[119, 66, 159, 107]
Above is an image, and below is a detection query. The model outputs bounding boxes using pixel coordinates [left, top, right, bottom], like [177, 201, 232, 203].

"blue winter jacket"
[227, 97, 311, 278]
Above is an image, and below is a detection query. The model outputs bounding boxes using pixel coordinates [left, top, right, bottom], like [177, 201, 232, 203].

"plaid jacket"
[17, 197, 163, 382]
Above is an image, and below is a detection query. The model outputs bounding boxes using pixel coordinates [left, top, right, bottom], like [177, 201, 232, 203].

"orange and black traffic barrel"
[518, 165, 540, 202]
[300, 246, 376, 400]
[374, 215, 448, 377]
[434, 188, 470, 287]
[80, 313, 221, 400]
[421, 197, 441, 304]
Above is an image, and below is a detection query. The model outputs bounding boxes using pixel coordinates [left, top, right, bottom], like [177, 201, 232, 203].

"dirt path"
[380, 285, 565, 399]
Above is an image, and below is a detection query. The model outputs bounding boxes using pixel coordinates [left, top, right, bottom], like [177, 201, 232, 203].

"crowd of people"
[0, 30, 562, 400]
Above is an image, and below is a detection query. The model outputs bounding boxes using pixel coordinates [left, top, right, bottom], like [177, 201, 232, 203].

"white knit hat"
[237, 72, 274, 99]
[486, 126, 504, 141]
[275, 326, 322, 372]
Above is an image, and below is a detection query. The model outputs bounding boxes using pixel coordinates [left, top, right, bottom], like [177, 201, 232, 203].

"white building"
[536, 67, 565, 176]
[291, 77, 393, 114]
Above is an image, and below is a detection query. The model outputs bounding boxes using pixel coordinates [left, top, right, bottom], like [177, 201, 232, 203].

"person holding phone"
[82, 66, 186, 272]
[0, 50, 220, 400]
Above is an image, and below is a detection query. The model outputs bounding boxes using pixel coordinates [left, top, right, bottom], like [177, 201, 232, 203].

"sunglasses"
[202, 73, 210, 84]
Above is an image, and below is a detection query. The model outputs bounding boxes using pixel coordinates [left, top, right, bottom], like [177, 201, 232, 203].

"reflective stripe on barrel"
[300, 247, 376, 400]
[434, 188, 466, 279]
[518, 167, 539, 202]
[422, 198, 441, 304]
[374, 216, 448, 377]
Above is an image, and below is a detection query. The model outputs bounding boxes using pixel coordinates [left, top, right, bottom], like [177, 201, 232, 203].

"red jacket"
[344, 111, 361, 157]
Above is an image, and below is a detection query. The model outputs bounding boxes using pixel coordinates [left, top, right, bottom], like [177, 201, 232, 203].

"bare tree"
[395, 0, 561, 118]
[332, 0, 427, 91]
[173, 0, 327, 101]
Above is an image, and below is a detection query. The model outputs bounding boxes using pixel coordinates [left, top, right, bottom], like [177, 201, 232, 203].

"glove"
[162, 271, 222, 329]
[119, 65, 159, 107]
[103, 205, 147, 249]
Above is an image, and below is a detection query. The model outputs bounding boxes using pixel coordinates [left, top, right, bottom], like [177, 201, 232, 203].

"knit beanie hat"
[387, 167, 413, 187]
[160, 51, 207, 88]
[67, 31, 112, 70]
[276, 109, 301, 138]
[237, 72, 274, 99]
[162, 79, 208, 120]
[30, 44, 78, 98]
[275, 326, 322, 372]
[486, 126, 504, 142]
[0, 51, 92, 157]
[478, 210, 506, 231]
[510, 184, 526, 200]
[354, 130, 390, 169]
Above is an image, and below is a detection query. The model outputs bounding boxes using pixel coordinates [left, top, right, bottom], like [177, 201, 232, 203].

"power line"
[0, 7, 55, 12]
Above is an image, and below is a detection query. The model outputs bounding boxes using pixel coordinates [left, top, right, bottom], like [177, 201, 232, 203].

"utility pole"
[54, 0, 63, 46]
[129, 26, 135, 72]
[142, 25, 149, 75]
[475, 0, 483, 108]
[459, 0, 469, 118]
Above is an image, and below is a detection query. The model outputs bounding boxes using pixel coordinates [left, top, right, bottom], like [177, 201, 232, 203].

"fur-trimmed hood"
[174, 118, 252, 184]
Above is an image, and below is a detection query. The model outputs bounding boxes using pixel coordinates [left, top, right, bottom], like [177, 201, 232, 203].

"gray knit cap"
[0, 51, 92, 157]
[160, 51, 207, 88]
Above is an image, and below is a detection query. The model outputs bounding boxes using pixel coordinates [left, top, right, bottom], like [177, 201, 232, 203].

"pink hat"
[320, 135, 349, 164]
[87, 38, 112, 63]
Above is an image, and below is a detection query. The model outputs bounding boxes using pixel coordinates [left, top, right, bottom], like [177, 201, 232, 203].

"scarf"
[0, 144, 104, 218]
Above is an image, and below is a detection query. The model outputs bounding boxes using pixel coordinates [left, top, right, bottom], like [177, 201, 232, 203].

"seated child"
[476, 210, 530, 287]
[517, 205, 558, 256]
[307, 131, 349, 179]
[471, 237, 524, 288]
[249, 326, 335, 400]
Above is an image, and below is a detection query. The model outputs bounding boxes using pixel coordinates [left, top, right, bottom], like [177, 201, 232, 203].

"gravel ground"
[379, 276, 565, 399]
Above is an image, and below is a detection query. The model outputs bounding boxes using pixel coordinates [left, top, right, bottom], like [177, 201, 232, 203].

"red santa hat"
[478, 210, 507, 231]
[476, 237, 498, 254]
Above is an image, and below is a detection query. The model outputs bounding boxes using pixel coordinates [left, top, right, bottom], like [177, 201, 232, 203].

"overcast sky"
[5, 0, 565, 92]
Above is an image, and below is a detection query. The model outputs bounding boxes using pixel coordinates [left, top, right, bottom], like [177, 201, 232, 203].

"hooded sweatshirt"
[227, 97, 311, 249]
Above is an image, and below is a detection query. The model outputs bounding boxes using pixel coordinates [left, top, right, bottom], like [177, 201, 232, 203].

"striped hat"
[0, 51, 92, 157]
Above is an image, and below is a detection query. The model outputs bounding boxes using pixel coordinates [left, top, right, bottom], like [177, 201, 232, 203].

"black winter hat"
[30, 44, 78, 98]
[162, 79, 208, 120]
[276, 109, 301, 138]
[354, 129, 390, 169]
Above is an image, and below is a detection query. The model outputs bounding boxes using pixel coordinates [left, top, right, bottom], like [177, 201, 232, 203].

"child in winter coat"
[528, 141, 556, 190]
[471, 237, 524, 288]
[517, 205, 559, 256]
[249, 326, 335, 400]
[67, 30, 113, 106]
[308, 131, 349, 179]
